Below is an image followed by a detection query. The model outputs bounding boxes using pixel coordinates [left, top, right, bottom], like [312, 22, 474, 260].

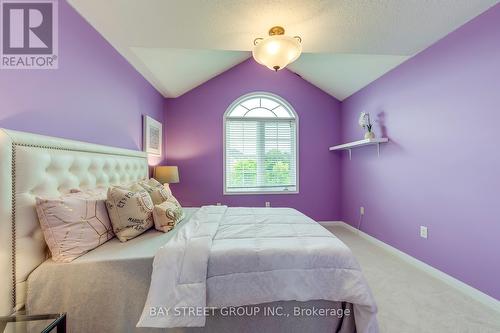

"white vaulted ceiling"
[129, 48, 249, 98]
[67, 0, 498, 100]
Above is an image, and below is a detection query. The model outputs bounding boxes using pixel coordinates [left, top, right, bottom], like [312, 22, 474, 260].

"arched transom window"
[224, 92, 298, 194]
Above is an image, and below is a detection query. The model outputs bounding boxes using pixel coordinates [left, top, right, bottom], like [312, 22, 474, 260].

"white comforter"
[137, 206, 378, 332]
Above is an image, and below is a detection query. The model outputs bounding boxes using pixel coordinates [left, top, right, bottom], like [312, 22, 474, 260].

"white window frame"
[223, 92, 299, 195]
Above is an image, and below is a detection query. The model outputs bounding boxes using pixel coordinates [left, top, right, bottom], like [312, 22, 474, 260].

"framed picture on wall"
[143, 115, 162, 156]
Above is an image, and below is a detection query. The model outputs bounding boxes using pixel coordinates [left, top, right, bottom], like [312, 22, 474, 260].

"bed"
[0, 129, 377, 332]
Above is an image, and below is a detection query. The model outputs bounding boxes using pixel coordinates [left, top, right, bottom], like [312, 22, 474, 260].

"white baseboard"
[319, 221, 500, 314]
[318, 221, 345, 227]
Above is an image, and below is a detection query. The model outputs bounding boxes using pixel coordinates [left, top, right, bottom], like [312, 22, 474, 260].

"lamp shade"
[153, 166, 179, 184]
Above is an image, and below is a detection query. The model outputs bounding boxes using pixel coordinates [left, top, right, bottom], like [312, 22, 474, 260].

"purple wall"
[340, 4, 500, 300]
[165, 59, 341, 221]
[0, 0, 164, 157]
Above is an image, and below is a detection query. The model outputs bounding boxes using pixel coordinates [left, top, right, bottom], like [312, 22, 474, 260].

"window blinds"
[225, 118, 297, 193]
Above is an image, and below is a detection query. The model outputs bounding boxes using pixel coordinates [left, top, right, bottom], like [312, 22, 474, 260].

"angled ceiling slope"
[67, 0, 498, 100]
[288, 54, 409, 101]
[130, 48, 249, 98]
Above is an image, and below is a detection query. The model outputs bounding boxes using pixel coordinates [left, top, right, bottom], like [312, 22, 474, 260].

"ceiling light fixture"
[252, 26, 302, 72]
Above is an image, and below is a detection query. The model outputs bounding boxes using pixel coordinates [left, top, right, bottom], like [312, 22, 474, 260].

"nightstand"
[0, 313, 66, 333]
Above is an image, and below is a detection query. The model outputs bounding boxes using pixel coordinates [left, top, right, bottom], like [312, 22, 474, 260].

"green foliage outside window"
[230, 149, 291, 187]
[230, 160, 257, 186]
[264, 149, 290, 185]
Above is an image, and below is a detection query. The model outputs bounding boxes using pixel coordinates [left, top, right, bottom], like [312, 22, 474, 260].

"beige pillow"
[138, 178, 171, 205]
[106, 185, 154, 242]
[163, 183, 173, 197]
[153, 196, 185, 233]
[35, 188, 114, 263]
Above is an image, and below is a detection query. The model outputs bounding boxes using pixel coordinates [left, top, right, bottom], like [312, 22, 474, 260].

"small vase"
[364, 131, 375, 139]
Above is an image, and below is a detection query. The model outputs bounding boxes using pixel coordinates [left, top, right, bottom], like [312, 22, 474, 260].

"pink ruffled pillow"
[35, 188, 114, 263]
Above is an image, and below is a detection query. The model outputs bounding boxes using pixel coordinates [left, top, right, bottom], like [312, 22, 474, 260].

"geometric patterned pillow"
[35, 188, 114, 263]
[106, 185, 154, 242]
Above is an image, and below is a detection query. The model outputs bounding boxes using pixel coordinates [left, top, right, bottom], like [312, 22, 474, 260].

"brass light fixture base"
[268, 26, 285, 36]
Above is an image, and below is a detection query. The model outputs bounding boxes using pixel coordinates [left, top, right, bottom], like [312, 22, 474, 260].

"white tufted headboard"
[0, 129, 149, 315]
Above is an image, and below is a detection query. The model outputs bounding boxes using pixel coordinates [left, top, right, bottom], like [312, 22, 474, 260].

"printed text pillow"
[153, 196, 185, 233]
[106, 185, 154, 242]
[138, 178, 171, 205]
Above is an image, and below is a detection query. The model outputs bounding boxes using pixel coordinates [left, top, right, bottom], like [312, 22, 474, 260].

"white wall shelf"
[329, 138, 389, 160]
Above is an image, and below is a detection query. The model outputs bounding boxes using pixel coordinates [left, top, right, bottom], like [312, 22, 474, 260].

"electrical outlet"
[360, 206, 365, 215]
[420, 226, 428, 239]
[265, 202, 270, 207]
[216, 202, 221, 206]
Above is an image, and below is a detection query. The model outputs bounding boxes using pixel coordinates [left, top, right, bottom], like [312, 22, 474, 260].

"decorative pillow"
[35, 188, 114, 263]
[152, 196, 185, 233]
[138, 178, 171, 205]
[106, 185, 154, 242]
[163, 183, 173, 197]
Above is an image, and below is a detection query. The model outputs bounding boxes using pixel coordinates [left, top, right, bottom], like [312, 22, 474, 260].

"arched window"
[224, 92, 298, 194]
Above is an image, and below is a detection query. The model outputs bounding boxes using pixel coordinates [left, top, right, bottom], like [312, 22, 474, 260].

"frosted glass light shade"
[252, 35, 302, 71]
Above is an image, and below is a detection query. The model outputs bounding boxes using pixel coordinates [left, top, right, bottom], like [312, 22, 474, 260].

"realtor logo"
[1, 0, 58, 69]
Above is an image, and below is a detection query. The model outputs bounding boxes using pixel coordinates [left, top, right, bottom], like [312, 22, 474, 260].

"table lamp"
[153, 166, 179, 184]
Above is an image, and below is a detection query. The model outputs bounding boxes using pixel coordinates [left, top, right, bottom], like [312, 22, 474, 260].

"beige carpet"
[325, 225, 500, 333]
